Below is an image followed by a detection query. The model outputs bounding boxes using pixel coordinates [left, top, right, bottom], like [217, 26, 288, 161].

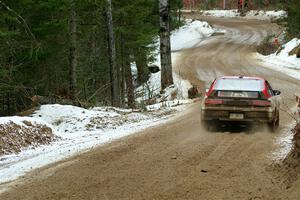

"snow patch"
[171, 19, 215, 51]
[272, 123, 296, 161]
[0, 116, 53, 129]
[202, 9, 239, 18]
[136, 20, 216, 102]
[0, 103, 189, 184]
[200, 9, 287, 20]
[255, 38, 300, 80]
[146, 99, 193, 111]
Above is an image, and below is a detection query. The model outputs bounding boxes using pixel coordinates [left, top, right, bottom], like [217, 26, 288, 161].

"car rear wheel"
[268, 111, 279, 132]
[201, 120, 214, 131]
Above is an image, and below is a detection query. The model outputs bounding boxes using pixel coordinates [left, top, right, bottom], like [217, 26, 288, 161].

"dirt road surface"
[1, 16, 300, 200]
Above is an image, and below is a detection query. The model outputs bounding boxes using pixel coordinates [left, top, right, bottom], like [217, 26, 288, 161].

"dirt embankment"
[294, 125, 300, 154]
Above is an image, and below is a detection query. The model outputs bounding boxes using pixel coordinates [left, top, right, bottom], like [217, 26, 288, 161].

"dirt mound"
[0, 121, 57, 155]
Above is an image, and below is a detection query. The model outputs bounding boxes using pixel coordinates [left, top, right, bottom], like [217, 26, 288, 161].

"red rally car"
[201, 76, 281, 131]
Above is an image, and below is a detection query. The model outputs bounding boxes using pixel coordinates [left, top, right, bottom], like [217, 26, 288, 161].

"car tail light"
[204, 99, 223, 105]
[252, 100, 271, 107]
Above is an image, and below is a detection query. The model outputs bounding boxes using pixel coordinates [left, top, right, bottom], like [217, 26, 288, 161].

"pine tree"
[285, 0, 300, 38]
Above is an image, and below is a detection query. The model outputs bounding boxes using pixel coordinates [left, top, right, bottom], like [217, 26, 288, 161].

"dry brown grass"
[257, 35, 279, 55]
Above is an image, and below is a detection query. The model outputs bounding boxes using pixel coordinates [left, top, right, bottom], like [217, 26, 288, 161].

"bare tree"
[159, 0, 173, 90]
[106, 0, 120, 106]
[69, 0, 77, 100]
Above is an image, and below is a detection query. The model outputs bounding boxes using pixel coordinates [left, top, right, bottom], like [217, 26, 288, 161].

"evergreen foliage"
[0, 0, 183, 113]
[284, 0, 300, 38]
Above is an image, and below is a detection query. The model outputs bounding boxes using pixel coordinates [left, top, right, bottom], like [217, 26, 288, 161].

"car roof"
[213, 76, 266, 91]
[217, 76, 265, 81]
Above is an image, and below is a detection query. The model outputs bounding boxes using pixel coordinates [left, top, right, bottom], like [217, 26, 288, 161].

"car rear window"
[214, 78, 264, 91]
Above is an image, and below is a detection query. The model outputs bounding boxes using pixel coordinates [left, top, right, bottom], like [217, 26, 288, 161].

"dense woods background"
[0, 0, 299, 115]
[0, 0, 182, 115]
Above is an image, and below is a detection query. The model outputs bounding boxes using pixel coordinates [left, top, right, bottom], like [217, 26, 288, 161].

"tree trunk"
[125, 56, 135, 108]
[120, 33, 126, 107]
[159, 0, 173, 90]
[134, 48, 148, 85]
[69, 0, 77, 100]
[106, 0, 120, 107]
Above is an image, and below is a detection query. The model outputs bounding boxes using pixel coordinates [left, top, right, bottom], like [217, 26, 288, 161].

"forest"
[0, 0, 183, 115]
[0, 0, 299, 116]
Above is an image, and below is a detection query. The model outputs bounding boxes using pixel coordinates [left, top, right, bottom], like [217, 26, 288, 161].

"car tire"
[268, 111, 279, 132]
[201, 120, 213, 131]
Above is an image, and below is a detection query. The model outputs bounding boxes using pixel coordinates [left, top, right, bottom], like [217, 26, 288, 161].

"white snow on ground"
[272, 117, 298, 161]
[136, 52, 193, 102]
[171, 19, 215, 51]
[146, 99, 193, 111]
[0, 103, 191, 184]
[255, 38, 300, 80]
[257, 38, 300, 161]
[273, 128, 294, 160]
[185, 9, 287, 21]
[136, 19, 218, 102]
[245, 10, 287, 20]
[0, 116, 52, 129]
[201, 9, 239, 18]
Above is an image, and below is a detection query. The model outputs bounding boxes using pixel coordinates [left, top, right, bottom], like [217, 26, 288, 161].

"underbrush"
[257, 34, 279, 55]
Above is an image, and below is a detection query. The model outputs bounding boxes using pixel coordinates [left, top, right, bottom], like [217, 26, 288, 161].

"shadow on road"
[210, 121, 268, 134]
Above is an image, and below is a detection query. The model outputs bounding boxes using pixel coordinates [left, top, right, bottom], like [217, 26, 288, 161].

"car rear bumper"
[201, 106, 275, 122]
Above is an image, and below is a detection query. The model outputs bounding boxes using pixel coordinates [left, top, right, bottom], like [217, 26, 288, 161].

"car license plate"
[230, 113, 244, 120]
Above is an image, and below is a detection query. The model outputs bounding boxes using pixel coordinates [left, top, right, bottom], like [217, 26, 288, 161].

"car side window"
[266, 81, 274, 96]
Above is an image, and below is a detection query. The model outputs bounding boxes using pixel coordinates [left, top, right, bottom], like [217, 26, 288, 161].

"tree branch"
[0, 0, 37, 42]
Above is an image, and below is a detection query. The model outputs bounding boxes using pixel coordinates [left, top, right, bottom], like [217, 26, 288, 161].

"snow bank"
[202, 9, 239, 18]
[258, 39, 300, 160]
[136, 20, 216, 102]
[32, 104, 122, 133]
[0, 103, 187, 184]
[245, 10, 287, 20]
[146, 99, 193, 111]
[32, 104, 189, 136]
[171, 19, 215, 51]
[200, 9, 286, 20]
[256, 38, 300, 80]
[272, 123, 295, 161]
